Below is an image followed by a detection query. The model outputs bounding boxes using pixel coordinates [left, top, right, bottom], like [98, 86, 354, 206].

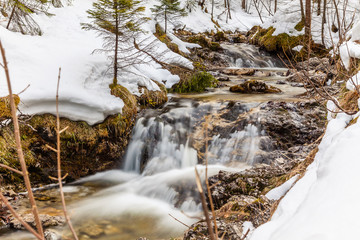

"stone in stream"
[229, 80, 282, 93]
[10, 214, 65, 230]
[217, 76, 230, 81]
[221, 68, 256, 76]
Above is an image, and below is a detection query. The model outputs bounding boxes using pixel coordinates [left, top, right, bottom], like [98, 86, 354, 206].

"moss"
[154, 23, 181, 54]
[0, 95, 20, 120]
[0, 85, 138, 185]
[214, 31, 228, 42]
[170, 71, 218, 93]
[294, 20, 305, 31]
[136, 80, 168, 108]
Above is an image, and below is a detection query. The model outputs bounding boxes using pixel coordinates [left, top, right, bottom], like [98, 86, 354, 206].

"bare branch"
[55, 68, 79, 240]
[0, 163, 23, 175]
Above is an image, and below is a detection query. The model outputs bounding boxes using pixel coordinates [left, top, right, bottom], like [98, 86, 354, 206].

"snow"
[0, 0, 196, 124]
[265, 175, 299, 201]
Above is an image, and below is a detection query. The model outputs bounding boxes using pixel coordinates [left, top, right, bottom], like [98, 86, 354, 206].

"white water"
[221, 43, 284, 68]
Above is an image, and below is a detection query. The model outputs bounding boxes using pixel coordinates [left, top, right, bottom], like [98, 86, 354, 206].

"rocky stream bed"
[0, 31, 340, 240]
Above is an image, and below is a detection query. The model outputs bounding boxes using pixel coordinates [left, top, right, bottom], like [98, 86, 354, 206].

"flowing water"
[1, 43, 306, 240]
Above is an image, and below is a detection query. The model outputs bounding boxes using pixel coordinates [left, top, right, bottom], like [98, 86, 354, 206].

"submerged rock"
[10, 214, 65, 230]
[229, 80, 282, 93]
[221, 68, 255, 76]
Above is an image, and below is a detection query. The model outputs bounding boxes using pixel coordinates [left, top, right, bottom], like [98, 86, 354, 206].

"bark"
[305, 0, 312, 44]
[300, 0, 305, 22]
[114, 2, 119, 85]
[321, 0, 327, 45]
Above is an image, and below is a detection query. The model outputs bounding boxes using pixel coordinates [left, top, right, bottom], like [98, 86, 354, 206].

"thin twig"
[195, 167, 216, 240]
[204, 117, 218, 239]
[0, 40, 44, 238]
[240, 229, 250, 240]
[168, 214, 191, 228]
[0, 163, 23, 175]
[0, 192, 43, 240]
[55, 68, 79, 240]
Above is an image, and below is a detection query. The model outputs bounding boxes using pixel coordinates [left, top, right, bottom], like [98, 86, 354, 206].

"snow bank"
[0, 0, 192, 124]
[250, 76, 360, 240]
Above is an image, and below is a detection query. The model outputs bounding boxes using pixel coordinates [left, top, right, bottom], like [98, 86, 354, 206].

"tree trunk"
[211, 0, 214, 18]
[333, 0, 342, 43]
[300, 0, 305, 22]
[274, 0, 277, 13]
[305, 0, 311, 43]
[317, 0, 321, 15]
[6, 5, 16, 29]
[321, 0, 327, 45]
[242, 0, 246, 10]
[164, 7, 167, 33]
[114, 3, 119, 85]
[227, 0, 231, 20]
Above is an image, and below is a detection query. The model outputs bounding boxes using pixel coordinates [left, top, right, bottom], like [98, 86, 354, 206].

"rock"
[10, 214, 65, 230]
[221, 68, 255, 76]
[218, 76, 230, 81]
[80, 223, 104, 238]
[286, 70, 328, 87]
[291, 83, 304, 87]
[5, 189, 17, 198]
[295, 57, 330, 72]
[276, 80, 286, 84]
[229, 80, 282, 94]
[44, 230, 62, 240]
[184, 219, 244, 240]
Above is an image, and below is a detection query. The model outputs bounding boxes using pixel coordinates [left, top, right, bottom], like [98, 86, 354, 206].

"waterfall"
[221, 43, 284, 68]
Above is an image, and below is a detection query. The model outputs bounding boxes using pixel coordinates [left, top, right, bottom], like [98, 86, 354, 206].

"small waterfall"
[123, 101, 199, 175]
[208, 124, 263, 166]
[221, 43, 284, 68]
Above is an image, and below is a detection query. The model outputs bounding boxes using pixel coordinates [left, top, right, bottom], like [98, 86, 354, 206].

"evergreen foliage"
[4, 0, 51, 35]
[151, 0, 187, 33]
[82, 0, 150, 85]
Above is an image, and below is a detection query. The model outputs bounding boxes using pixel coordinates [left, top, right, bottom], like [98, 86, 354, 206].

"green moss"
[0, 95, 20, 120]
[214, 31, 227, 42]
[170, 71, 218, 93]
[294, 20, 305, 31]
[154, 23, 181, 54]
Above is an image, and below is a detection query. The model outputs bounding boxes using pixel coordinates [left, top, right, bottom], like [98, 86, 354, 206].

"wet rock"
[229, 80, 282, 94]
[10, 214, 65, 230]
[217, 76, 230, 81]
[80, 222, 105, 238]
[45, 230, 62, 240]
[221, 68, 255, 76]
[208, 164, 292, 210]
[276, 80, 286, 84]
[295, 57, 330, 72]
[184, 219, 244, 240]
[290, 82, 304, 87]
[259, 101, 326, 149]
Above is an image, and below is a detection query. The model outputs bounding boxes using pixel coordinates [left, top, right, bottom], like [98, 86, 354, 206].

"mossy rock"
[154, 23, 181, 55]
[229, 80, 282, 94]
[170, 71, 218, 93]
[214, 31, 228, 42]
[187, 34, 222, 51]
[0, 85, 138, 185]
[0, 95, 20, 120]
[137, 80, 168, 108]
